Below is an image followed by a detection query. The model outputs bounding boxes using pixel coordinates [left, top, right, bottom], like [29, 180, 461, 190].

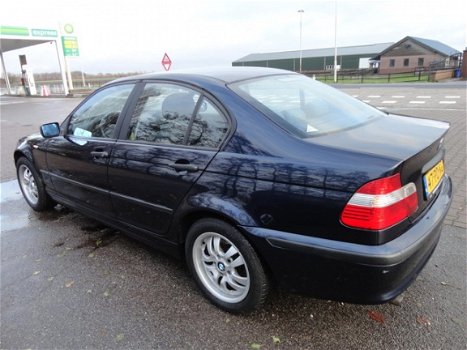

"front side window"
[403, 58, 410, 67]
[230, 74, 385, 138]
[128, 83, 228, 148]
[418, 58, 424, 67]
[389, 59, 395, 67]
[68, 84, 134, 138]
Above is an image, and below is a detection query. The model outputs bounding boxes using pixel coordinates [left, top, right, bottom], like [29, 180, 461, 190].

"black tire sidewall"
[16, 157, 52, 211]
[185, 218, 268, 313]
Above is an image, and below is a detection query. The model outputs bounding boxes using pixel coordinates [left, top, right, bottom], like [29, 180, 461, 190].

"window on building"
[403, 58, 409, 67]
[418, 58, 424, 67]
[389, 59, 395, 67]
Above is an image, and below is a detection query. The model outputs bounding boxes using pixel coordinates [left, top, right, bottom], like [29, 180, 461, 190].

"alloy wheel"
[192, 232, 250, 303]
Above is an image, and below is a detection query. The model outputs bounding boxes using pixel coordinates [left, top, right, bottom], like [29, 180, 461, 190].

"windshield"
[229, 74, 385, 138]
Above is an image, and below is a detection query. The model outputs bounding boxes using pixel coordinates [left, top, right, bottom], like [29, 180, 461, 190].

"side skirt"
[46, 188, 183, 259]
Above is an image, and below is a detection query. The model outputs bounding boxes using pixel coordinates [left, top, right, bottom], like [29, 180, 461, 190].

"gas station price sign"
[62, 36, 79, 57]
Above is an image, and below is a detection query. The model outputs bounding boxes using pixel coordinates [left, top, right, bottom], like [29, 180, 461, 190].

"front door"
[46, 83, 136, 214]
[108, 81, 230, 235]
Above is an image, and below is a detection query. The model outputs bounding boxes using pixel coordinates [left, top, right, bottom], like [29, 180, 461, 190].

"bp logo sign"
[64, 24, 74, 34]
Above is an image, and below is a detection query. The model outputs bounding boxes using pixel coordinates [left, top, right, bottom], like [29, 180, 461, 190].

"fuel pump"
[19, 55, 37, 96]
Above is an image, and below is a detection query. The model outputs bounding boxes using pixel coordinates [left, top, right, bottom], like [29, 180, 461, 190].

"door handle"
[90, 151, 109, 158]
[168, 162, 199, 172]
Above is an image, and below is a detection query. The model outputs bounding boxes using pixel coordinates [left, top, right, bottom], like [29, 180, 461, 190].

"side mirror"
[40, 122, 60, 138]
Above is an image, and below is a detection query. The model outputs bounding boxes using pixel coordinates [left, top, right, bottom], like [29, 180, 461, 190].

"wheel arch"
[14, 149, 32, 165]
[174, 208, 276, 284]
[176, 209, 241, 244]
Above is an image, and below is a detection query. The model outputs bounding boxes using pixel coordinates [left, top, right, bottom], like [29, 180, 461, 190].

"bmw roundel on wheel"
[14, 67, 452, 313]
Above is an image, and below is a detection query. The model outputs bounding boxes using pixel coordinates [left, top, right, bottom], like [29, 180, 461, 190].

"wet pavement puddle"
[0, 180, 29, 231]
[0, 179, 22, 203]
[0, 180, 72, 232]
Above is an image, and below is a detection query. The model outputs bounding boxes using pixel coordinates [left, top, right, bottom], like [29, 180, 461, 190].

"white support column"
[54, 39, 69, 95]
[333, 0, 338, 83]
[298, 9, 304, 73]
[64, 56, 73, 91]
[0, 51, 12, 94]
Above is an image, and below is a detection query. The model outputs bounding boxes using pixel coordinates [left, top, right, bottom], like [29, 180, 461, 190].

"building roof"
[378, 36, 461, 57]
[233, 43, 394, 63]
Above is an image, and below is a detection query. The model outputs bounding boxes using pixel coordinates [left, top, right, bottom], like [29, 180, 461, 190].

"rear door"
[46, 83, 136, 214]
[108, 81, 230, 235]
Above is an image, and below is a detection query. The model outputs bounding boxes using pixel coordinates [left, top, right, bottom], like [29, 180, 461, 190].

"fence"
[308, 69, 432, 84]
[6, 75, 126, 96]
[4, 68, 458, 96]
[35, 76, 117, 95]
[32, 71, 432, 94]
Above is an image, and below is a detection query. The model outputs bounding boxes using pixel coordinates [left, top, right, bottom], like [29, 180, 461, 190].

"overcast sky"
[1, 0, 466, 74]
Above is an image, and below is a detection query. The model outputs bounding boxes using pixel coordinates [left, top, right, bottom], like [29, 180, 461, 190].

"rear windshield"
[229, 74, 384, 137]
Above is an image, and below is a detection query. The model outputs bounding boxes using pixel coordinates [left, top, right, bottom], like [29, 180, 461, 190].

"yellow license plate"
[423, 160, 444, 197]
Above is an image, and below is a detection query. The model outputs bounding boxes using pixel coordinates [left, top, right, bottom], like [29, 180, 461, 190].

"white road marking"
[382, 100, 397, 104]
[409, 101, 426, 104]
[439, 101, 456, 104]
[352, 95, 359, 97]
[368, 95, 381, 98]
[384, 107, 462, 111]
[416, 96, 431, 99]
[0, 101, 26, 105]
[376, 107, 387, 110]
[444, 96, 460, 98]
[362, 100, 370, 103]
[391, 95, 405, 98]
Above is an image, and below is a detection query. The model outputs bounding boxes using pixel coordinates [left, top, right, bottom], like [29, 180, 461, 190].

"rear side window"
[127, 82, 228, 148]
[68, 84, 134, 138]
[188, 99, 229, 148]
[127, 83, 199, 145]
[229, 74, 384, 138]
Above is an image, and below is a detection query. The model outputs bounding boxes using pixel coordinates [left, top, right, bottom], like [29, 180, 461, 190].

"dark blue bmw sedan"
[15, 67, 452, 312]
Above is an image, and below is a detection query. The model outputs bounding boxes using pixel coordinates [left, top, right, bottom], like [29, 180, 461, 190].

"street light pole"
[298, 9, 304, 73]
[333, 1, 338, 82]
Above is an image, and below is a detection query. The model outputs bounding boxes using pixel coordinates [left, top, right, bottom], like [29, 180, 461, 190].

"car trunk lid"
[306, 114, 450, 220]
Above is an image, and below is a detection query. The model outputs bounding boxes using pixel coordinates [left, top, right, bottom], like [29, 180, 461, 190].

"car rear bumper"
[241, 175, 452, 303]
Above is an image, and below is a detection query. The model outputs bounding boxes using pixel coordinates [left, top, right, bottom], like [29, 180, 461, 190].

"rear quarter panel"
[179, 146, 398, 245]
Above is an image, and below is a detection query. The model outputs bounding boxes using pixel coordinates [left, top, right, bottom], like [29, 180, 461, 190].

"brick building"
[375, 36, 461, 74]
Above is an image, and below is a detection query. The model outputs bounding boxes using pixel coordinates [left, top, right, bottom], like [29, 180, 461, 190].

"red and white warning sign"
[161, 53, 172, 71]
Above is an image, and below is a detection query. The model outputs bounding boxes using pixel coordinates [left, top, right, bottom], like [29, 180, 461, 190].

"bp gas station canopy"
[1, 37, 53, 52]
[0, 25, 74, 95]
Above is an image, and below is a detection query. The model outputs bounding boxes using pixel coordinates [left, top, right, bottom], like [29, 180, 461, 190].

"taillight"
[341, 174, 418, 230]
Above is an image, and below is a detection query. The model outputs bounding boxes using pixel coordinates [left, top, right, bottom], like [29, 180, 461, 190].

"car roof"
[112, 67, 297, 84]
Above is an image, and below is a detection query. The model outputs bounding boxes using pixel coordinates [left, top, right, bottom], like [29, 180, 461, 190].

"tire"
[16, 157, 54, 211]
[185, 218, 269, 313]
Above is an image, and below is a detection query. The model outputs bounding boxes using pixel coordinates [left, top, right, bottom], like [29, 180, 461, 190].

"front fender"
[14, 135, 38, 163]
[14, 133, 48, 179]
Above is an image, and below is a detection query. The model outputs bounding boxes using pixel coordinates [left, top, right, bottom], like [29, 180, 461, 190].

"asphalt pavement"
[0, 96, 82, 181]
[1, 83, 466, 349]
